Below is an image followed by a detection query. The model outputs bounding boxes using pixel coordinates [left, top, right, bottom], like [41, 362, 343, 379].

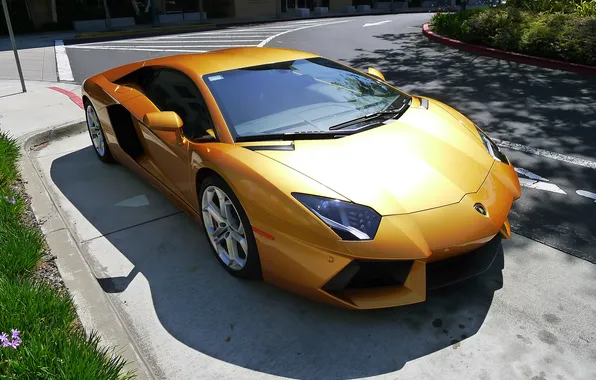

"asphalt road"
[64, 13, 596, 263]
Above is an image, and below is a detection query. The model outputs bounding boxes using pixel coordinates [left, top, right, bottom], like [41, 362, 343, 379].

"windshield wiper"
[328, 101, 410, 131]
[236, 130, 353, 143]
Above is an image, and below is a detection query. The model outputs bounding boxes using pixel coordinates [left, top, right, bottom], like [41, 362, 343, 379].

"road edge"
[18, 121, 154, 380]
[422, 23, 596, 76]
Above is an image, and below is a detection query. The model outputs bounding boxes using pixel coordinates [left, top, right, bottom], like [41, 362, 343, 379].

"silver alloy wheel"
[201, 185, 248, 271]
[86, 105, 105, 157]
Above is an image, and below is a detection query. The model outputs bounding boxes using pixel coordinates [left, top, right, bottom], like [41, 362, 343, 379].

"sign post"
[1, 0, 26, 93]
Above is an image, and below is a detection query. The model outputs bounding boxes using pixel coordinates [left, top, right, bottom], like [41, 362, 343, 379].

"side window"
[144, 69, 216, 141]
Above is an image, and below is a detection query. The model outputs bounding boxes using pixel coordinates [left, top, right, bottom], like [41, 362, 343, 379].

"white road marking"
[495, 139, 596, 169]
[150, 32, 287, 39]
[577, 190, 596, 202]
[89, 39, 263, 44]
[115, 195, 150, 207]
[78, 44, 255, 48]
[363, 20, 392, 27]
[516, 167, 567, 194]
[66, 45, 206, 53]
[515, 167, 550, 182]
[258, 19, 352, 47]
[519, 178, 567, 194]
[54, 40, 74, 81]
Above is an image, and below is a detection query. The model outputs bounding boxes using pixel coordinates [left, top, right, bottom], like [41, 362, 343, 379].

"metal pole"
[1, 0, 26, 93]
[276, 0, 281, 18]
[151, 0, 159, 27]
[198, 0, 204, 21]
[101, 0, 112, 29]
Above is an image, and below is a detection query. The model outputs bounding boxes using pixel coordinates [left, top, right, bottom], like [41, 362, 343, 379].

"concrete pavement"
[0, 32, 75, 82]
[0, 81, 83, 138]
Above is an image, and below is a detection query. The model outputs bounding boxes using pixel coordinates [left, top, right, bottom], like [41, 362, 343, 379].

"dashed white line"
[258, 19, 352, 47]
[54, 40, 74, 82]
[515, 167, 550, 182]
[577, 190, 596, 202]
[495, 139, 596, 169]
[363, 20, 392, 27]
[519, 178, 567, 194]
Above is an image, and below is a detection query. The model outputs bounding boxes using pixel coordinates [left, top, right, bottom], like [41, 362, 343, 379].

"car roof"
[141, 47, 320, 76]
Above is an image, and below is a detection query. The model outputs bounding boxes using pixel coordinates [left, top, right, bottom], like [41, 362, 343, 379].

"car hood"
[256, 101, 495, 215]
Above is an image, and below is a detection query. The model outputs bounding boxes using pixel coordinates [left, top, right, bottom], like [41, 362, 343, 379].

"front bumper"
[319, 234, 502, 309]
[252, 162, 519, 310]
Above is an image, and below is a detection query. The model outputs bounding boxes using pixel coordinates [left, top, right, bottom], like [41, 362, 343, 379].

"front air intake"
[322, 260, 414, 293]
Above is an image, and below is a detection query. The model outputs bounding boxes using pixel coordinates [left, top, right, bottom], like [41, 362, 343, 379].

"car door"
[128, 68, 217, 204]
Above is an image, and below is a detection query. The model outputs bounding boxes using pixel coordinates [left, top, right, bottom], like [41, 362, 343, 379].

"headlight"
[476, 126, 509, 164]
[292, 193, 381, 241]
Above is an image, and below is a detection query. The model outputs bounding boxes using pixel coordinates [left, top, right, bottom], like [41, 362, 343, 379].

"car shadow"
[50, 145, 506, 379]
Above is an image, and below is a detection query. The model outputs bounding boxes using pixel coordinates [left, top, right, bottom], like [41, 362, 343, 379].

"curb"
[19, 122, 154, 380]
[422, 23, 596, 76]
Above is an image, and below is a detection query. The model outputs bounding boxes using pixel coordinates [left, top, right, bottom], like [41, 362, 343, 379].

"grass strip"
[0, 131, 133, 379]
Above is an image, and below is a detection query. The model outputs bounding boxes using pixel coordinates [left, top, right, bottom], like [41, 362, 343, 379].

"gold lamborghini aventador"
[82, 47, 521, 310]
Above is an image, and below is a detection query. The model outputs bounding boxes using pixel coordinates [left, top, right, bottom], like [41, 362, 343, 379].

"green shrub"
[0, 131, 19, 188]
[430, 8, 596, 66]
[556, 16, 596, 65]
[430, 9, 486, 40]
[516, 0, 575, 13]
[520, 13, 568, 59]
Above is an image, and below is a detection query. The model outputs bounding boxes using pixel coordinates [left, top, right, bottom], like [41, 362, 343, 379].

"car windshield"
[203, 57, 411, 140]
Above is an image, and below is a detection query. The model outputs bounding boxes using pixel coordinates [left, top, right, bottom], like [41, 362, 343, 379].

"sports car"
[82, 47, 521, 310]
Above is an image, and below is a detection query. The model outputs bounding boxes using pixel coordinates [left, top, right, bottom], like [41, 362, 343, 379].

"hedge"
[431, 7, 596, 66]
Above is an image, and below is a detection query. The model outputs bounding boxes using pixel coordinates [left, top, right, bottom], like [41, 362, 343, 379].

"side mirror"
[205, 128, 216, 139]
[367, 67, 386, 81]
[143, 111, 183, 132]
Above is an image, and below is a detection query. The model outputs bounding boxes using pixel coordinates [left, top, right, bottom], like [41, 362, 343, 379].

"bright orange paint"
[82, 47, 521, 310]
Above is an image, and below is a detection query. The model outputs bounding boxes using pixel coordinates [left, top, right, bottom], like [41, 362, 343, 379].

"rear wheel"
[199, 175, 262, 280]
[85, 100, 115, 163]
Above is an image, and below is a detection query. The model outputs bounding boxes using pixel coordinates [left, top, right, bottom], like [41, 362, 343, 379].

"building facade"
[1, 0, 372, 34]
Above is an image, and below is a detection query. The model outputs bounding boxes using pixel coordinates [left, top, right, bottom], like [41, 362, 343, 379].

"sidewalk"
[0, 80, 83, 139]
[0, 33, 75, 82]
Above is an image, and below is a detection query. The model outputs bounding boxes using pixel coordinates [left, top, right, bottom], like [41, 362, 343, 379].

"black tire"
[199, 175, 262, 280]
[84, 100, 115, 164]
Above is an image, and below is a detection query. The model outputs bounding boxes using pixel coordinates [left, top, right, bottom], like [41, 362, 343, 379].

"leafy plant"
[0, 131, 135, 379]
[430, 7, 596, 66]
[575, 0, 596, 16]
[0, 131, 19, 189]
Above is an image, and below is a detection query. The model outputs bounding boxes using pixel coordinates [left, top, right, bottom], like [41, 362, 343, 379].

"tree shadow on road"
[345, 32, 596, 160]
[50, 146, 508, 379]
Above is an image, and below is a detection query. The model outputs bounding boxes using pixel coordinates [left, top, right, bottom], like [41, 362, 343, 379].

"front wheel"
[85, 100, 115, 163]
[199, 175, 262, 280]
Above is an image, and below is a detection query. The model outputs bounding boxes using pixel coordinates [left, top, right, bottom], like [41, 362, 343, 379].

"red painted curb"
[422, 23, 596, 76]
[49, 86, 84, 109]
